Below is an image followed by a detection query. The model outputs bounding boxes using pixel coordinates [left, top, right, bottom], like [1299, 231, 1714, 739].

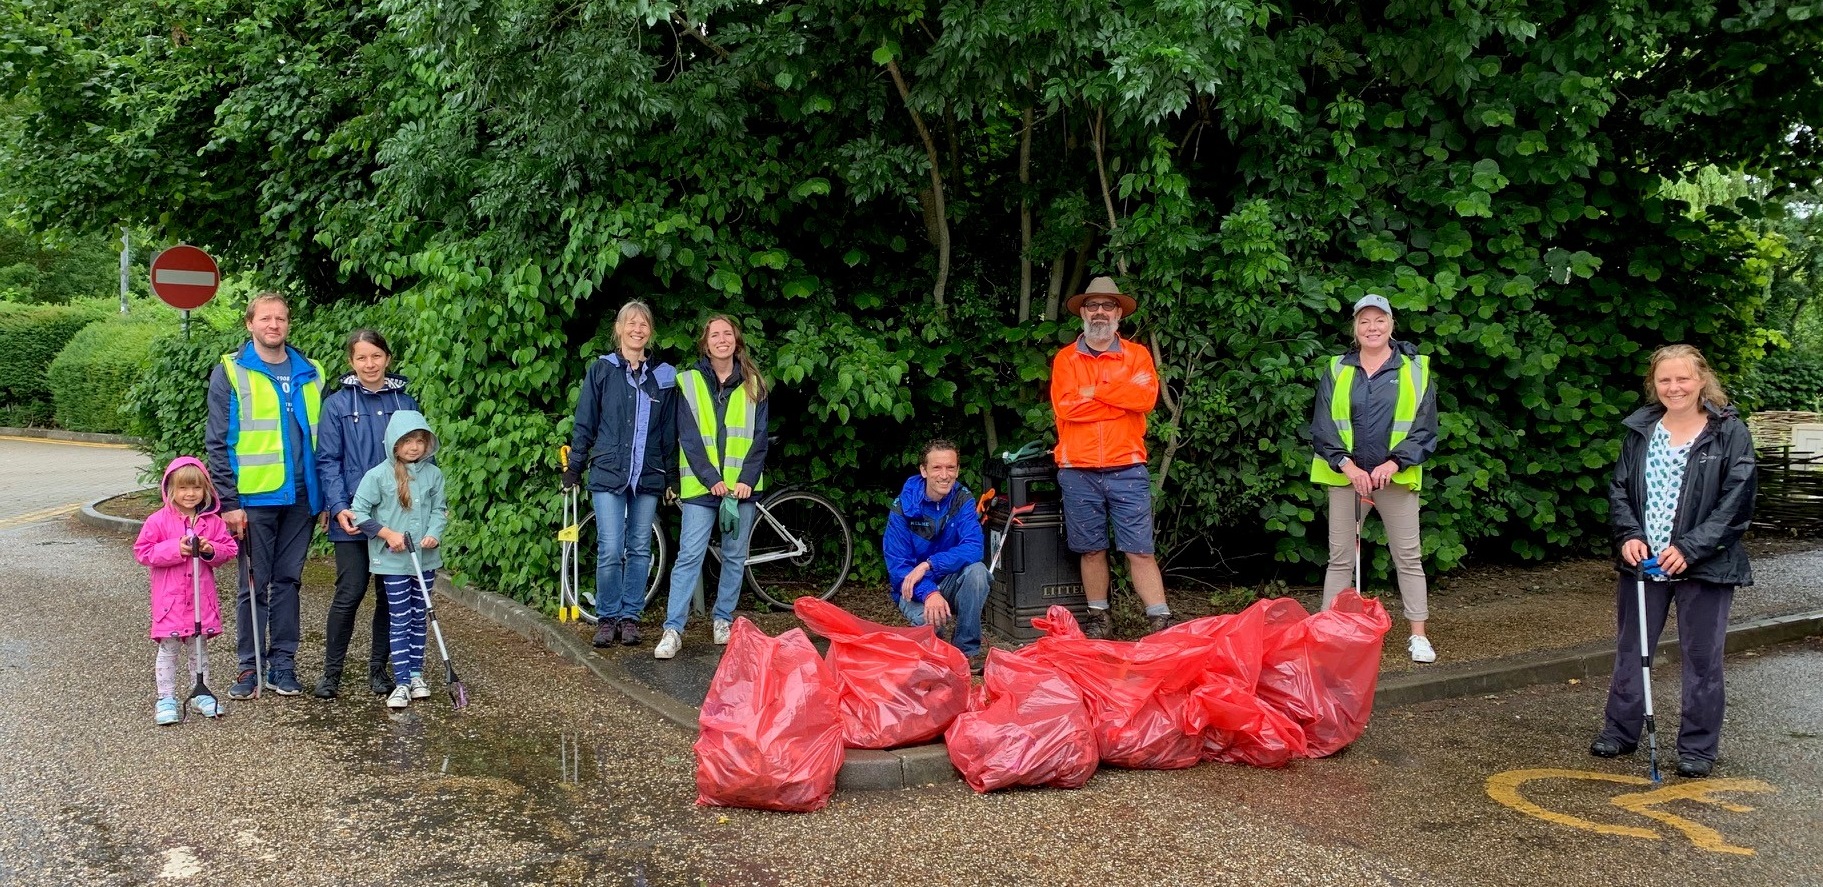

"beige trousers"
[1322, 483, 1428, 623]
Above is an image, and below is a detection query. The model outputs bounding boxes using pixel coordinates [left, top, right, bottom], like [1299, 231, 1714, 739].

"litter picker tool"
[237, 548, 262, 699]
[1635, 558, 1666, 784]
[1342, 493, 1374, 596]
[986, 499, 1037, 576]
[557, 445, 582, 623]
[184, 526, 224, 718]
[405, 534, 469, 710]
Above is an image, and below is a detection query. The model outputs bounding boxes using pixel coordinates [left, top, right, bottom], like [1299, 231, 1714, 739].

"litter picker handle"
[402, 532, 418, 554]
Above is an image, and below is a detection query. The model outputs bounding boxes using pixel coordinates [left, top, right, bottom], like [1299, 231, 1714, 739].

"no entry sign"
[149, 245, 220, 310]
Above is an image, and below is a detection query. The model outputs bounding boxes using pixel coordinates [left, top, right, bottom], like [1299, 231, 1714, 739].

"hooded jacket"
[134, 456, 239, 640]
[317, 372, 421, 542]
[882, 475, 983, 604]
[1610, 402, 1756, 586]
[567, 352, 679, 497]
[350, 411, 449, 575]
[204, 341, 324, 512]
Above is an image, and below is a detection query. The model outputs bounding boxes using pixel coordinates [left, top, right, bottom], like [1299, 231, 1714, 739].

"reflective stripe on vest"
[222, 353, 324, 496]
[677, 369, 764, 499]
[1309, 354, 1429, 490]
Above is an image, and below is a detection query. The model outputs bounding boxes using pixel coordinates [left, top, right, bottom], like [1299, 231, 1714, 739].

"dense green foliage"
[46, 316, 169, 432]
[6, 0, 1822, 604]
[0, 302, 102, 422]
[0, 227, 126, 304]
[1736, 348, 1823, 413]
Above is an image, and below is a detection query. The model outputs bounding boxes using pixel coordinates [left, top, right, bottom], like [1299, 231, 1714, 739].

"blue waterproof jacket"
[204, 342, 324, 513]
[317, 372, 421, 542]
[568, 352, 678, 497]
[882, 475, 983, 604]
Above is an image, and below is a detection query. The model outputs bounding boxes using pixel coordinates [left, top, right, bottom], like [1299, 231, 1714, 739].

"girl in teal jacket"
[350, 411, 448, 709]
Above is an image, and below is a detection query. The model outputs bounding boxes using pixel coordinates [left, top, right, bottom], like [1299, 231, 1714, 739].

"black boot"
[1082, 607, 1113, 640]
[313, 672, 341, 699]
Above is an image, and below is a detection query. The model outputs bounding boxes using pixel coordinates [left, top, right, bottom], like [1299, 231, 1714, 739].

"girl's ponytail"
[394, 459, 413, 511]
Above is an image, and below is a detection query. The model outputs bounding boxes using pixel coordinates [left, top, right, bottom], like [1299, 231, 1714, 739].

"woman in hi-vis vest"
[651, 315, 770, 661]
[1308, 294, 1440, 663]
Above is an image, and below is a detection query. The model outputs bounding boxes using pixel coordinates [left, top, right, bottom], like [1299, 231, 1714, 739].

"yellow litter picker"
[557, 445, 583, 623]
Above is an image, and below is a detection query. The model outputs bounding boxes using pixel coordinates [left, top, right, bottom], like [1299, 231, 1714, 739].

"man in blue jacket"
[205, 292, 325, 699]
[882, 440, 990, 673]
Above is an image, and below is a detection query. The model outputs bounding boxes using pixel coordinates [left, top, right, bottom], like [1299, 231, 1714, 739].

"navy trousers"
[1598, 575, 1734, 763]
[237, 502, 313, 674]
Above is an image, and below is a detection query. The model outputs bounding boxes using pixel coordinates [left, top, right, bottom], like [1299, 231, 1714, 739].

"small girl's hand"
[378, 528, 406, 552]
[421, 536, 439, 550]
[197, 540, 214, 559]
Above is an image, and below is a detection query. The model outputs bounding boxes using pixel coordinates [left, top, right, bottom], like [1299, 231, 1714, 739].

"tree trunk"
[887, 59, 949, 318]
[1018, 105, 1034, 323]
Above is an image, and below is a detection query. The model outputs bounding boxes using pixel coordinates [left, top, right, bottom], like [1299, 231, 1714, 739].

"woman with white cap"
[1308, 294, 1440, 662]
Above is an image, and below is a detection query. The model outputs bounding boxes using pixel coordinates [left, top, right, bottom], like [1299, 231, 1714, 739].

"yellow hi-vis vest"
[1309, 353, 1430, 490]
[677, 368, 764, 499]
[222, 353, 324, 497]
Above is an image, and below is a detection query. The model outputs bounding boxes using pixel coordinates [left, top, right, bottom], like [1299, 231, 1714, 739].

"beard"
[1085, 317, 1117, 342]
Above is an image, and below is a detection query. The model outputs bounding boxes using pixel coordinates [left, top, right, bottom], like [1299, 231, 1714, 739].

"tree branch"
[1091, 107, 1128, 276]
[1019, 105, 1034, 323]
[886, 58, 949, 317]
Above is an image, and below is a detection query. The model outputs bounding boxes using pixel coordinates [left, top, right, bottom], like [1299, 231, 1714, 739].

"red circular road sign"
[149, 245, 221, 310]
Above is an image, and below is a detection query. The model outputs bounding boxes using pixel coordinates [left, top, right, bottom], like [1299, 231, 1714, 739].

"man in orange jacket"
[1049, 277, 1172, 638]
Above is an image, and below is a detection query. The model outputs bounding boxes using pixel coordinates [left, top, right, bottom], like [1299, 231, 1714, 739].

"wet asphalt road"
[2, 510, 1820, 887]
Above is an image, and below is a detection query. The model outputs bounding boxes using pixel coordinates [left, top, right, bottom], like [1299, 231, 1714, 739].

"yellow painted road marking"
[1487, 768, 1774, 856]
[0, 503, 80, 531]
[0, 434, 132, 449]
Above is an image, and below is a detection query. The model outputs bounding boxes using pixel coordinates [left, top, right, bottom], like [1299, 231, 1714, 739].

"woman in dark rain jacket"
[1591, 344, 1756, 779]
[313, 329, 421, 699]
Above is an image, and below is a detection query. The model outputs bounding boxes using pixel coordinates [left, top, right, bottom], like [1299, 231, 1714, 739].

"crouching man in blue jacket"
[882, 440, 990, 673]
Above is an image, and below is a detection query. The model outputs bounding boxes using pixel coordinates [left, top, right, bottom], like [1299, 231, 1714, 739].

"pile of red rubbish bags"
[694, 591, 1391, 812]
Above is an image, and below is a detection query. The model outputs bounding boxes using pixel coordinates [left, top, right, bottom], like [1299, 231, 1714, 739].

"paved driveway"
[0, 435, 148, 529]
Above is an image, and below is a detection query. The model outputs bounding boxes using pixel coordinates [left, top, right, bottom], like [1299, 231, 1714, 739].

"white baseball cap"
[1353, 294, 1393, 318]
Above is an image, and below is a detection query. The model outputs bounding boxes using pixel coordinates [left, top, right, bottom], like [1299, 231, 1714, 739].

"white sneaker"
[1409, 635, 1437, 664]
[712, 619, 733, 646]
[387, 685, 411, 709]
[654, 629, 683, 660]
[408, 673, 431, 699]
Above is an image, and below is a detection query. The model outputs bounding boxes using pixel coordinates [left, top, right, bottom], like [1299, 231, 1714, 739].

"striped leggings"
[380, 571, 434, 681]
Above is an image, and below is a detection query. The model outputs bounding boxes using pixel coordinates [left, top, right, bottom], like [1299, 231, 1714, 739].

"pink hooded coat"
[134, 456, 239, 641]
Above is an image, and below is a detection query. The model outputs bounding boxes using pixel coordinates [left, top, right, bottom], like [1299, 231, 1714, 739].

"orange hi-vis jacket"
[1050, 336, 1158, 469]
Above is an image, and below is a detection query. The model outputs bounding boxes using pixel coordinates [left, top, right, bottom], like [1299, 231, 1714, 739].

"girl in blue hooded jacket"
[350, 411, 448, 710]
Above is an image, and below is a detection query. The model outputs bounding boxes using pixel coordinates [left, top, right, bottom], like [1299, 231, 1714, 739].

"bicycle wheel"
[573, 513, 668, 623]
[745, 490, 853, 609]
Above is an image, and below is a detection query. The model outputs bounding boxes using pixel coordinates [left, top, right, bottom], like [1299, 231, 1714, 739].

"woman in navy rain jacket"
[313, 329, 420, 699]
[565, 301, 678, 649]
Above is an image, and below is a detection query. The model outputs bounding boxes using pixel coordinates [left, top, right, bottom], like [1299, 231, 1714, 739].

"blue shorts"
[1058, 465, 1155, 555]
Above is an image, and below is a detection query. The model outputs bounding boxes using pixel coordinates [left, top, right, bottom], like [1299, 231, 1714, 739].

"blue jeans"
[592, 490, 660, 622]
[895, 562, 990, 657]
[664, 499, 758, 633]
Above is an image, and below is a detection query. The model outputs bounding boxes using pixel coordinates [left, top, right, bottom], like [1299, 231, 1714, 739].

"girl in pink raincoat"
[134, 457, 238, 725]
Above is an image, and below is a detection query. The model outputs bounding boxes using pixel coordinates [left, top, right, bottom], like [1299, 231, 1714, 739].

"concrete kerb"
[0, 426, 140, 446]
[80, 492, 151, 536]
[1374, 610, 1823, 709]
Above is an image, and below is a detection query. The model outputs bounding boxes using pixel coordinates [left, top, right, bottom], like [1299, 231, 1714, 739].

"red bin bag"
[695, 619, 846, 812]
[945, 648, 1099, 792]
[795, 598, 970, 749]
[1025, 607, 1207, 770]
[1254, 590, 1392, 758]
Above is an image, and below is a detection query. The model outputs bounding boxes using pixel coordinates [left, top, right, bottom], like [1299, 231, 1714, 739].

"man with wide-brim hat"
[1048, 276, 1173, 638]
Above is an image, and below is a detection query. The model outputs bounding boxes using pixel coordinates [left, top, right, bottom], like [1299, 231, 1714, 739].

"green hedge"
[1735, 348, 1823, 413]
[0, 302, 103, 412]
[47, 318, 171, 433]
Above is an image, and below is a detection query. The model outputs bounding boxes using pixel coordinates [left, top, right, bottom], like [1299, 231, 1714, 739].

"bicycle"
[559, 467, 853, 623]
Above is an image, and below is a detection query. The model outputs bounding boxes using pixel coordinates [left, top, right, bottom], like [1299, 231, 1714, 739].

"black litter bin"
[982, 455, 1085, 642]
